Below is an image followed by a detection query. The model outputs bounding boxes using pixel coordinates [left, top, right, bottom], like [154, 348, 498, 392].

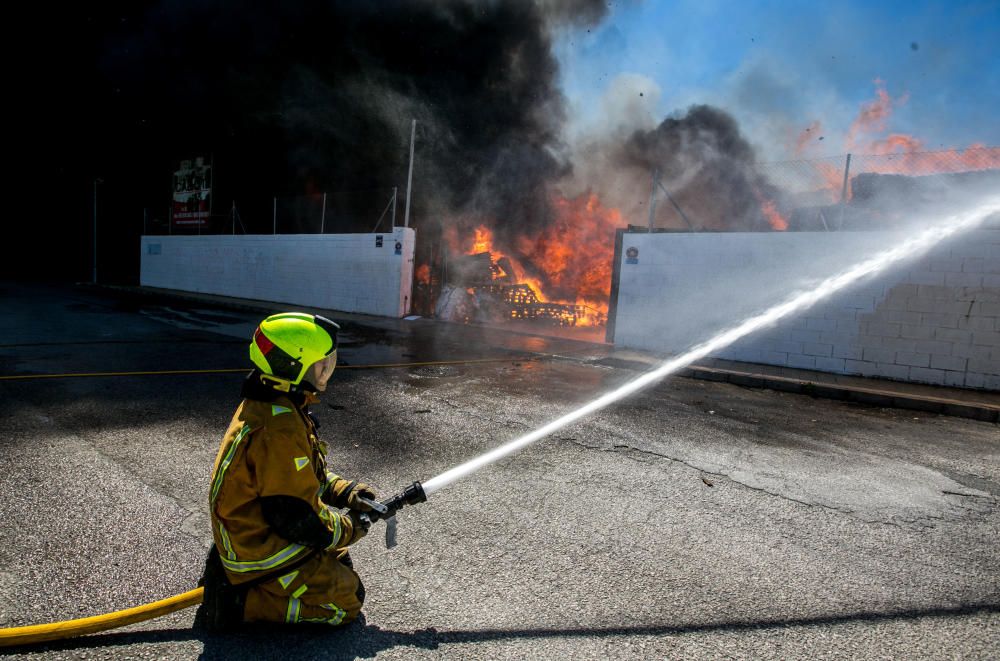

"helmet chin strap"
[299, 379, 320, 394]
[258, 372, 319, 395]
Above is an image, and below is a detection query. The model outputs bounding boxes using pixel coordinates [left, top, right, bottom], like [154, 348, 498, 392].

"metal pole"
[273, 197, 277, 234]
[391, 187, 397, 228]
[404, 119, 416, 228]
[232, 200, 236, 235]
[321, 192, 327, 234]
[837, 153, 852, 231]
[658, 181, 694, 230]
[840, 153, 852, 203]
[647, 168, 659, 231]
[92, 178, 100, 284]
[208, 152, 215, 232]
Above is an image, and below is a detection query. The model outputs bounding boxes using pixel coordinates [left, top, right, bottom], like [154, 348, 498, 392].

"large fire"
[443, 191, 624, 327]
[422, 79, 996, 330]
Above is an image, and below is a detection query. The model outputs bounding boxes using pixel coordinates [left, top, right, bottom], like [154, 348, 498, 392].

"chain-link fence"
[757, 146, 1000, 230]
[760, 146, 1000, 205]
[143, 188, 401, 236]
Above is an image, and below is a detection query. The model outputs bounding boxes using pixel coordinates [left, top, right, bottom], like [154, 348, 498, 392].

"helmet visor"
[310, 351, 338, 391]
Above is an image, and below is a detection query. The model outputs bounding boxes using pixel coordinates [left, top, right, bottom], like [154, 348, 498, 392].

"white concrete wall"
[612, 228, 1000, 390]
[140, 229, 416, 318]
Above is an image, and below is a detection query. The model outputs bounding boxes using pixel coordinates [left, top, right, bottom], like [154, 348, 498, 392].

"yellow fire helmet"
[249, 312, 340, 390]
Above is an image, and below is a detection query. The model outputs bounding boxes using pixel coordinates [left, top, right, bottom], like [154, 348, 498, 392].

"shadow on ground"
[11, 603, 998, 660]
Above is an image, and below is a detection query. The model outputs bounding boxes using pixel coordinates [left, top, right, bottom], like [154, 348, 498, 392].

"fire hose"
[0, 483, 427, 648]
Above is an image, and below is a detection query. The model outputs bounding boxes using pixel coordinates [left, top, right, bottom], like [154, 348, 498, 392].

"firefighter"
[198, 312, 377, 630]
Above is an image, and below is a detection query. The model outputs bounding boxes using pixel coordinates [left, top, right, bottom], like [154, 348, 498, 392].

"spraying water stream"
[421, 199, 999, 497]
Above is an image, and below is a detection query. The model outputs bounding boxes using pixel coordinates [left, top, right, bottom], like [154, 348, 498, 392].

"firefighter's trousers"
[242, 548, 364, 626]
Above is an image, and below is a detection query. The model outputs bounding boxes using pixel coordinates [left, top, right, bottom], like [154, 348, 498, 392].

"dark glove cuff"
[332, 480, 358, 509]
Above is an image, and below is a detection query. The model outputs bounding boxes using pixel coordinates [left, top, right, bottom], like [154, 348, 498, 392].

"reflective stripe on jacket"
[209, 394, 353, 584]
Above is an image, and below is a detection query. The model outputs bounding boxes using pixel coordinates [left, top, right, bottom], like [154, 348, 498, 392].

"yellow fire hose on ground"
[0, 588, 203, 648]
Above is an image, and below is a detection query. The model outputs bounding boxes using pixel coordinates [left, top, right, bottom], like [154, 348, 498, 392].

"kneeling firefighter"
[199, 312, 377, 630]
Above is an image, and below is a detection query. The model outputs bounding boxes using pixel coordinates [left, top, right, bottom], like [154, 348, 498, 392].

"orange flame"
[868, 133, 923, 154]
[444, 192, 625, 326]
[798, 79, 999, 200]
[846, 79, 902, 150]
[751, 188, 788, 230]
[470, 226, 493, 254]
[415, 264, 430, 285]
[761, 198, 788, 231]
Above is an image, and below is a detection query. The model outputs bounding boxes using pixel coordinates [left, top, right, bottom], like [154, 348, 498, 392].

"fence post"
[92, 178, 101, 284]
[273, 197, 277, 235]
[321, 192, 327, 234]
[647, 168, 659, 231]
[840, 153, 852, 203]
[404, 119, 416, 228]
[837, 153, 852, 230]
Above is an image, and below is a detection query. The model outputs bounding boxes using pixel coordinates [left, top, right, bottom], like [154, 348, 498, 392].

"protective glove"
[337, 510, 369, 548]
[345, 482, 379, 512]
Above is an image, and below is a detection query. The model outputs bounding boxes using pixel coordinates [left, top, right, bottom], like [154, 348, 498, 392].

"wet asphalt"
[0, 282, 997, 660]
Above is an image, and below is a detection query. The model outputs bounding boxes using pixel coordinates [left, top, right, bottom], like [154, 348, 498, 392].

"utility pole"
[838, 153, 852, 231]
[320, 192, 327, 234]
[92, 178, 103, 284]
[647, 169, 659, 231]
[840, 153, 852, 204]
[391, 186, 397, 228]
[404, 119, 416, 228]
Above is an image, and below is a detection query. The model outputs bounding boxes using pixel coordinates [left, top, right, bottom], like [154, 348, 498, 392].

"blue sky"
[554, 0, 1000, 160]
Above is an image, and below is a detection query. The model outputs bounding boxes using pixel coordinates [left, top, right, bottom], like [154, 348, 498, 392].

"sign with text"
[172, 157, 212, 228]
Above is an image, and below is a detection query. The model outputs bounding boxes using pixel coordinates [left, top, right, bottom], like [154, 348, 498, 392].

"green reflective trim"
[211, 424, 251, 504]
[317, 603, 347, 625]
[292, 584, 308, 598]
[318, 471, 339, 499]
[271, 404, 292, 416]
[294, 456, 310, 472]
[301, 615, 345, 626]
[218, 522, 237, 561]
[333, 509, 342, 546]
[277, 570, 299, 590]
[285, 597, 301, 624]
[319, 507, 342, 548]
[219, 542, 307, 574]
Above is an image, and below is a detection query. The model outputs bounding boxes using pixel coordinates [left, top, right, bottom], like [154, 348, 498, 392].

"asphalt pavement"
[0, 282, 997, 660]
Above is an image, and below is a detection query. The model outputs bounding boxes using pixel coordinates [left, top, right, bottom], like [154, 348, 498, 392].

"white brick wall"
[612, 228, 1000, 390]
[140, 229, 416, 318]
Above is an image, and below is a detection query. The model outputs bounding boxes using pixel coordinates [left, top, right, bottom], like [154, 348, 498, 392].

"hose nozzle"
[358, 481, 426, 549]
[383, 481, 427, 514]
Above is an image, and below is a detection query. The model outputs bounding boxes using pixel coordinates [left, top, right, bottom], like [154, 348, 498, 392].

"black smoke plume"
[618, 105, 783, 231]
[24, 0, 607, 281]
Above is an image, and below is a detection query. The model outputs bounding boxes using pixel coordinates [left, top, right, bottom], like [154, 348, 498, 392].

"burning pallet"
[437, 252, 606, 327]
[471, 283, 595, 326]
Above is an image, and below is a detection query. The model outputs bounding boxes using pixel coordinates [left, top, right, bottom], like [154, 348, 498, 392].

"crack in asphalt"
[432, 395, 532, 431]
[559, 437, 977, 528]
